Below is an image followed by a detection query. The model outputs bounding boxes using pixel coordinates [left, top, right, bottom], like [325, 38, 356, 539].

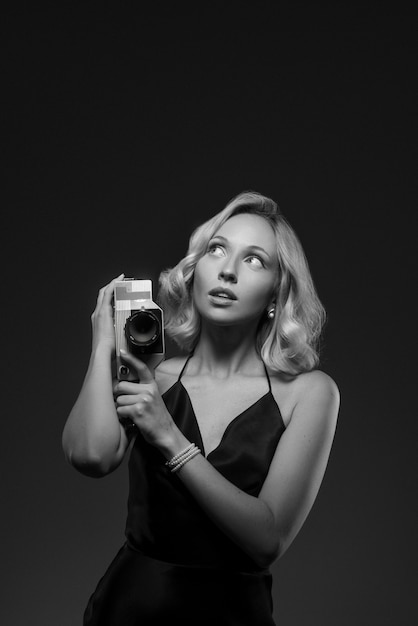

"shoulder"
[292, 370, 340, 430]
[294, 369, 340, 401]
[269, 368, 340, 428]
[154, 355, 189, 394]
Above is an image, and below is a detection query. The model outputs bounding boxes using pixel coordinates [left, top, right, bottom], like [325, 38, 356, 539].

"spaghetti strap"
[177, 353, 193, 382]
[262, 361, 272, 393]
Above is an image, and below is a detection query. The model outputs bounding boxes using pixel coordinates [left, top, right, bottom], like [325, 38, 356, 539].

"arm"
[168, 373, 339, 567]
[115, 354, 340, 568]
[62, 275, 130, 477]
[257, 372, 340, 558]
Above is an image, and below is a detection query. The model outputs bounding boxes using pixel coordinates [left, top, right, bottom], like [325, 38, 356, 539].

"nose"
[218, 264, 238, 284]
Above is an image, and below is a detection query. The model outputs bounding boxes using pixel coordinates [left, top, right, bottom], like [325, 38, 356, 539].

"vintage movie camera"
[114, 278, 165, 380]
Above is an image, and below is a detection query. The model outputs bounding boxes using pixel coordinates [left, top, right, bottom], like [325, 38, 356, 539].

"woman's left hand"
[114, 351, 175, 449]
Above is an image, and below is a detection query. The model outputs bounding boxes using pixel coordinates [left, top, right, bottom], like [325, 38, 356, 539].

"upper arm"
[259, 371, 340, 556]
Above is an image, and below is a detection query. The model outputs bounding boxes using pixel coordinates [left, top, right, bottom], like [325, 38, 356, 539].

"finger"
[116, 404, 146, 419]
[116, 405, 134, 419]
[103, 273, 125, 306]
[95, 274, 124, 311]
[114, 381, 145, 395]
[110, 272, 125, 285]
[95, 286, 106, 310]
[116, 394, 149, 407]
[119, 350, 155, 382]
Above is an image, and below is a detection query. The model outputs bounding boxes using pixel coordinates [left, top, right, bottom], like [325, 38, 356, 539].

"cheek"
[192, 260, 207, 300]
[244, 276, 275, 310]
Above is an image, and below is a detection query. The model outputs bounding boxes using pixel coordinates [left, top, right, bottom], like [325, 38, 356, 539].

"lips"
[208, 287, 238, 300]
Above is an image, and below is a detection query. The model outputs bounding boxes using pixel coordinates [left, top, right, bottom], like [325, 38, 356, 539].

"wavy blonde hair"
[158, 191, 326, 375]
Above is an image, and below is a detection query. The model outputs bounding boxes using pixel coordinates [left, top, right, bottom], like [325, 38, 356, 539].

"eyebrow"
[210, 235, 272, 259]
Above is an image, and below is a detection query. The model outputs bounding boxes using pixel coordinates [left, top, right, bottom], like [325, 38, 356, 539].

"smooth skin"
[62, 214, 340, 568]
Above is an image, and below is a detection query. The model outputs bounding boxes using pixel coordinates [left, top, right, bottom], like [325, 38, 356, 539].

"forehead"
[214, 213, 276, 252]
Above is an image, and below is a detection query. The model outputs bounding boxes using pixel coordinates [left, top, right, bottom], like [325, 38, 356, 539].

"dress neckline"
[179, 380, 277, 459]
[162, 354, 282, 459]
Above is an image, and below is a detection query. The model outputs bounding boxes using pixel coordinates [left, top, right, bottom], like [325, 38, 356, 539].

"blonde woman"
[63, 191, 340, 625]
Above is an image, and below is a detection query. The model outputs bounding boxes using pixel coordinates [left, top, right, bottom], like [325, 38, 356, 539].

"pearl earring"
[267, 307, 275, 319]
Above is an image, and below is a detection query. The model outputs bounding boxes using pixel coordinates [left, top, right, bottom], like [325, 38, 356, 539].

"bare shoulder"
[292, 370, 340, 431]
[294, 369, 340, 400]
[269, 369, 340, 428]
[155, 355, 189, 394]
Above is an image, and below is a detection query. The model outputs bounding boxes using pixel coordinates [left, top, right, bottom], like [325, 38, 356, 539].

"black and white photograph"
[2, 2, 416, 625]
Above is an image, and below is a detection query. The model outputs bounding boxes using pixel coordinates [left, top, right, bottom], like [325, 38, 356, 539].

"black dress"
[83, 357, 286, 625]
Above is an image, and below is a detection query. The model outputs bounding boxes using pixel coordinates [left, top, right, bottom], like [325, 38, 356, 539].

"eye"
[246, 255, 265, 268]
[207, 243, 225, 257]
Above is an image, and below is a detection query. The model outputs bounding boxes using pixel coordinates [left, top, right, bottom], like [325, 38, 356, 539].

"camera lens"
[125, 310, 160, 347]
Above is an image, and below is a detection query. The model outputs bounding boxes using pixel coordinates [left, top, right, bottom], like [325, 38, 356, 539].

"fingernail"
[120, 348, 126, 354]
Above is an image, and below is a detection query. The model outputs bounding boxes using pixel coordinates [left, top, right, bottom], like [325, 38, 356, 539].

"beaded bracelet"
[171, 447, 201, 473]
[165, 443, 195, 467]
[165, 443, 201, 473]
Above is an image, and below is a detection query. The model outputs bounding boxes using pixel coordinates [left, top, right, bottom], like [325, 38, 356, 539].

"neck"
[191, 320, 263, 378]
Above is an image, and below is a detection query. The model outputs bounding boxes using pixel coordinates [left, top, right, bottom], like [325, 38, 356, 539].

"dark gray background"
[2, 2, 416, 624]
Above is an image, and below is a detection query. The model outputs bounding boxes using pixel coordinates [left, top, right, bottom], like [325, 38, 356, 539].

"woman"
[62, 191, 340, 625]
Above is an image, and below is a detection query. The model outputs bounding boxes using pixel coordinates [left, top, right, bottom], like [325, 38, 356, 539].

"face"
[193, 213, 279, 328]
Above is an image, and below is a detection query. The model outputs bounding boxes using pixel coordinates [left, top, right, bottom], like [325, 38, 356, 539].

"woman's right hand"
[90, 273, 124, 353]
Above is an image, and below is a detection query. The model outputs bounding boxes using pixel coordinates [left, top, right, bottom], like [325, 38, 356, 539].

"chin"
[201, 309, 260, 329]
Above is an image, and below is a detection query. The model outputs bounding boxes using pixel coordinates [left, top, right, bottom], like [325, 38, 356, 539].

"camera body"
[114, 278, 165, 380]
